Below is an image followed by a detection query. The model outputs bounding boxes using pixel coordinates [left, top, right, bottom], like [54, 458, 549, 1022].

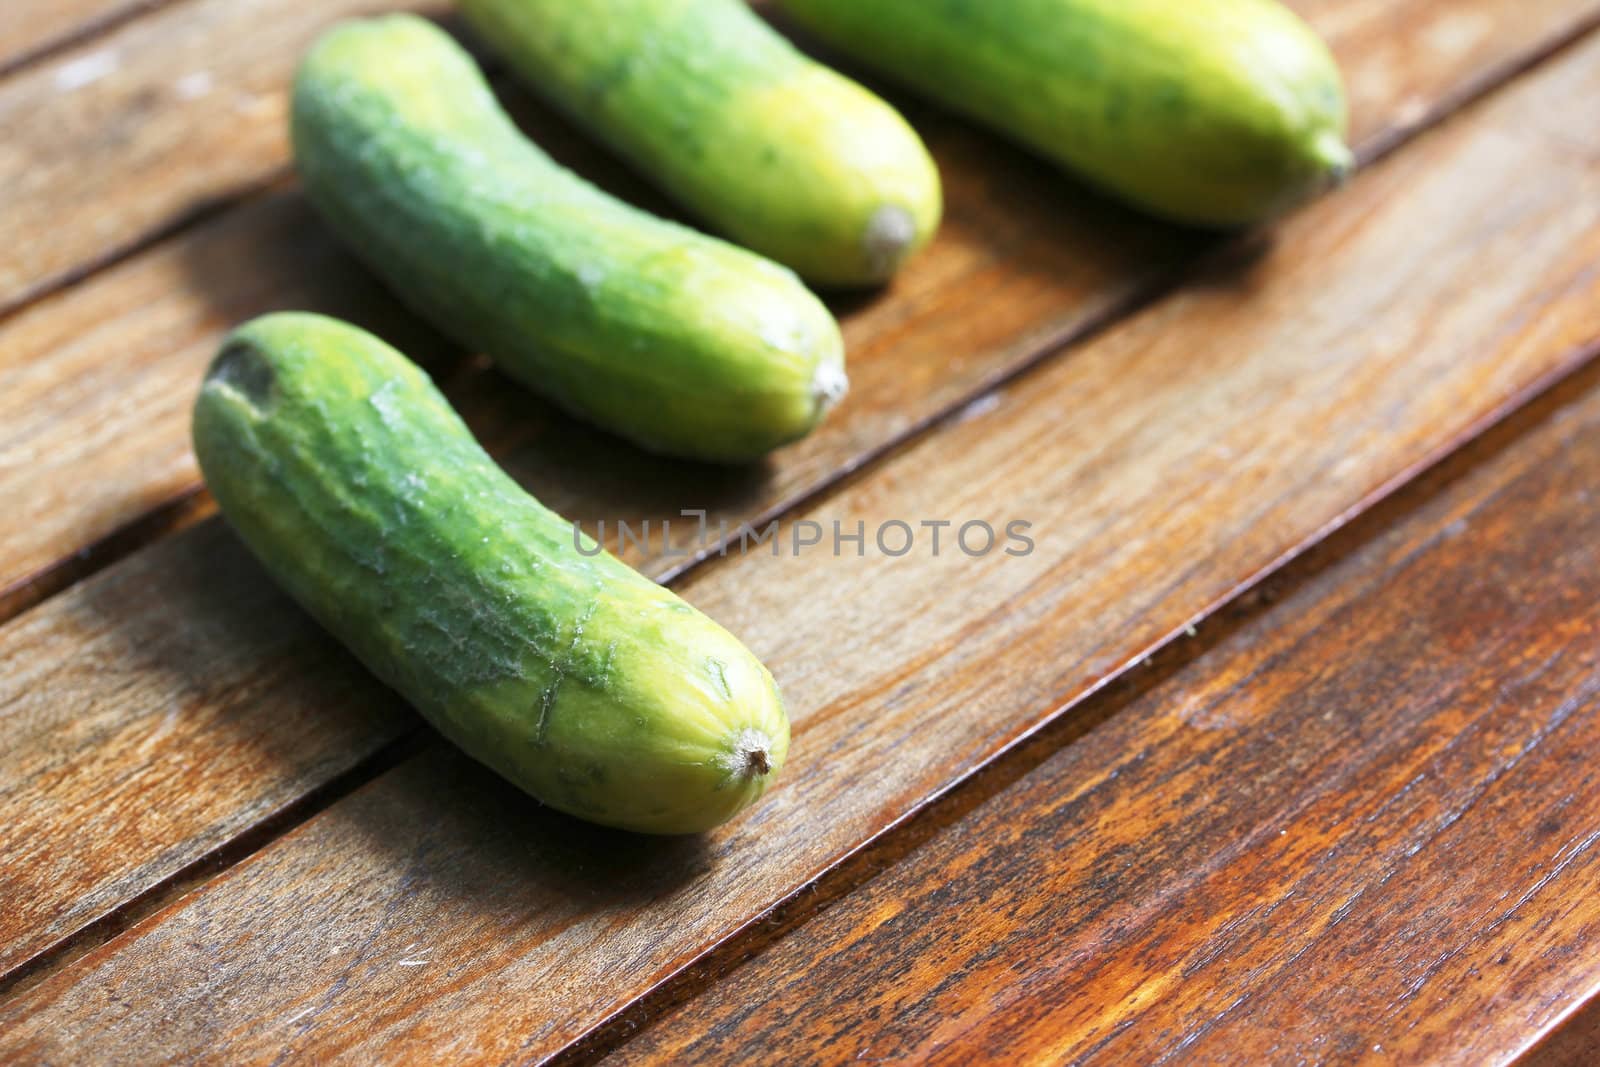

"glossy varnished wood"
[0, 0, 1506, 973]
[3, 28, 1599, 1059]
[0, 0, 447, 315]
[0, 0, 170, 76]
[1522, 1001, 1600, 1066]
[0, 524, 415, 980]
[614, 358, 1600, 1067]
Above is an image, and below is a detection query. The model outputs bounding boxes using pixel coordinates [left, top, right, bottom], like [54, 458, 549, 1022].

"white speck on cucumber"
[863, 205, 916, 277]
[369, 379, 404, 427]
[811, 362, 849, 412]
[759, 316, 809, 355]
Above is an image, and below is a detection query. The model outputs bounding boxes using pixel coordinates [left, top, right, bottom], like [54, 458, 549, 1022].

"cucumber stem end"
[862, 204, 917, 280]
[812, 361, 849, 415]
[721, 726, 778, 781]
[1311, 129, 1355, 185]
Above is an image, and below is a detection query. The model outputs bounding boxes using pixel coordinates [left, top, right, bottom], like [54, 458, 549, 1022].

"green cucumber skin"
[290, 15, 846, 463]
[193, 313, 789, 835]
[461, 0, 942, 287]
[780, 0, 1351, 227]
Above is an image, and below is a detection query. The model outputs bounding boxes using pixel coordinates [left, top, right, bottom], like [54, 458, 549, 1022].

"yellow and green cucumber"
[779, 0, 1352, 227]
[193, 313, 789, 834]
[461, 0, 942, 286]
[291, 15, 845, 463]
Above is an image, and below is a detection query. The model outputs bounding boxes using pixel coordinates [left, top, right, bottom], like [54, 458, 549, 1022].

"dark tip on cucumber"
[747, 748, 771, 776]
[207, 339, 278, 414]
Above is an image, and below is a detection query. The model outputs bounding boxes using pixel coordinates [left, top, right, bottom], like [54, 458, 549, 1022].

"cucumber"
[779, 0, 1351, 227]
[461, 0, 942, 286]
[291, 14, 846, 463]
[192, 313, 789, 834]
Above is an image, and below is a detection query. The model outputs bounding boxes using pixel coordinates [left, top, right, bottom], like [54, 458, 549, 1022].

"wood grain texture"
[4, 28, 1600, 1059]
[0, 0, 445, 314]
[613, 320, 1600, 1067]
[1521, 998, 1600, 1066]
[6, 0, 1598, 617]
[0, 524, 415, 981]
[1292, 0, 1600, 151]
[0, 0, 172, 77]
[0, 189, 458, 619]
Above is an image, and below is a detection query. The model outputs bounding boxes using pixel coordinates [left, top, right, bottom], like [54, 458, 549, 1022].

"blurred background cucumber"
[461, 0, 943, 286]
[780, 0, 1351, 226]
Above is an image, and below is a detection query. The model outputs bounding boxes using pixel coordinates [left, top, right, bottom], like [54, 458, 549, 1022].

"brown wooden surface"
[1523, 1000, 1600, 1066]
[16, 0, 1593, 615]
[0, 523, 415, 981]
[613, 346, 1600, 1067]
[0, 0, 446, 315]
[6, 0, 1600, 1062]
[0, 0, 166, 76]
[0, 0, 1568, 981]
[4, 20, 1600, 1060]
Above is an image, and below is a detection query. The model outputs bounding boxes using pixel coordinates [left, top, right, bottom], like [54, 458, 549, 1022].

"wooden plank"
[7, 0, 1598, 613]
[0, 524, 415, 984]
[610, 321, 1600, 1067]
[0, 189, 468, 619]
[0, 0, 445, 314]
[1292, 0, 1591, 149]
[4, 28, 1600, 1059]
[0, 0, 169, 78]
[1522, 1000, 1600, 1065]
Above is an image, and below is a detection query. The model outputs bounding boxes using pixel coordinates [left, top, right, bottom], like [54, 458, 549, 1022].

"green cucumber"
[192, 313, 789, 834]
[461, 0, 942, 286]
[291, 14, 845, 463]
[779, 0, 1351, 226]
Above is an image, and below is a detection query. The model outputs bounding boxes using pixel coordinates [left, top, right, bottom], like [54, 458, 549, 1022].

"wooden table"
[3, 1, 1600, 1063]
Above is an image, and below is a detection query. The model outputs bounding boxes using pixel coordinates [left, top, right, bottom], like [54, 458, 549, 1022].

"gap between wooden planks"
[6, 0, 1600, 618]
[4, 23, 1600, 1062]
[0, 0, 1591, 990]
[608, 310, 1600, 1067]
[0, 0, 177, 80]
[0, 0, 440, 315]
[1522, 995, 1600, 1066]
